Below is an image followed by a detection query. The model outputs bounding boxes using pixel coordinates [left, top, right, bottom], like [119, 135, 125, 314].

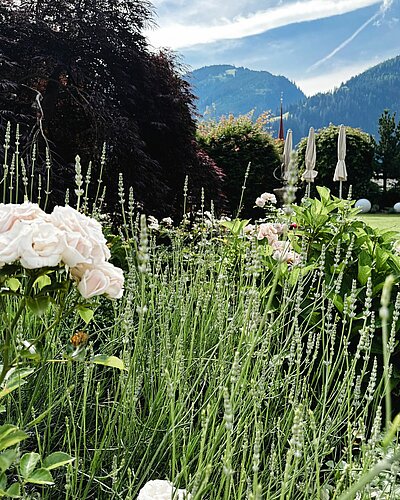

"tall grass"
[1, 125, 399, 498]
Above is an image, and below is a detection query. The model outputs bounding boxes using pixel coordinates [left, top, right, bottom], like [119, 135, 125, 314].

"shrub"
[197, 113, 281, 216]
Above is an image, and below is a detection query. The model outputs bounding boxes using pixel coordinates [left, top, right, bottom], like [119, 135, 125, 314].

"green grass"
[360, 214, 400, 233]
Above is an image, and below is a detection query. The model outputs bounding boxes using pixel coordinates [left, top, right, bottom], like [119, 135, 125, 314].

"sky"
[145, 0, 400, 95]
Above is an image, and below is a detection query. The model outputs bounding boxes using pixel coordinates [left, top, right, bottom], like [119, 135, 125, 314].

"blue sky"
[145, 0, 400, 95]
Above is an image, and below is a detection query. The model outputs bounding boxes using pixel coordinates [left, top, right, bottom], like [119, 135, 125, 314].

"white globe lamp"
[355, 199, 371, 213]
[394, 202, 400, 213]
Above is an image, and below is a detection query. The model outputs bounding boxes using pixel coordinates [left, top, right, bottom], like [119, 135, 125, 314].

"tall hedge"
[197, 114, 281, 216]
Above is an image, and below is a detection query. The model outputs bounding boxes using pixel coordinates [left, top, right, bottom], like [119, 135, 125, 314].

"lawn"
[360, 213, 400, 233]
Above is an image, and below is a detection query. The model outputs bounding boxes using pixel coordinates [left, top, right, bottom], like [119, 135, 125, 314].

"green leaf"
[0, 472, 6, 491]
[77, 306, 94, 324]
[358, 250, 372, 286]
[220, 219, 251, 236]
[382, 413, 400, 448]
[43, 452, 74, 470]
[19, 453, 40, 479]
[375, 246, 390, 270]
[0, 368, 35, 399]
[316, 186, 331, 203]
[5, 278, 20, 292]
[6, 483, 21, 498]
[26, 296, 51, 317]
[0, 425, 18, 441]
[26, 468, 54, 485]
[34, 275, 51, 291]
[0, 428, 27, 452]
[0, 450, 18, 472]
[92, 355, 126, 371]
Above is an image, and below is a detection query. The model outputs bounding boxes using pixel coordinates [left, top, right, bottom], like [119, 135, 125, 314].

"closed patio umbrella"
[282, 129, 293, 182]
[333, 124, 347, 198]
[302, 126, 317, 197]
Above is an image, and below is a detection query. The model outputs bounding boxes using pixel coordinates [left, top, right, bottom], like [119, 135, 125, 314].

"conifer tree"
[375, 110, 400, 193]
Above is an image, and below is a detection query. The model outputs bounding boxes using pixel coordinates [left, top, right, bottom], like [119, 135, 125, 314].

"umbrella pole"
[339, 181, 342, 199]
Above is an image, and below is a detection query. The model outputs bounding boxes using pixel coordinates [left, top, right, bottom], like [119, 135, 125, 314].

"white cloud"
[146, 0, 382, 49]
[308, 0, 393, 70]
[296, 59, 383, 95]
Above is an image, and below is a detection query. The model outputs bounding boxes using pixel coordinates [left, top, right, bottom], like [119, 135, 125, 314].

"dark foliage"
[0, 0, 225, 215]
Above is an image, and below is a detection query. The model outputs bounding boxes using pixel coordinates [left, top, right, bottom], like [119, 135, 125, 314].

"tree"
[375, 110, 400, 193]
[0, 0, 225, 215]
[297, 124, 375, 200]
[197, 113, 281, 216]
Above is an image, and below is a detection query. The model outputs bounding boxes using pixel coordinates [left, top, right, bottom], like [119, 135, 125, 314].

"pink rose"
[72, 262, 124, 299]
[257, 223, 279, 246]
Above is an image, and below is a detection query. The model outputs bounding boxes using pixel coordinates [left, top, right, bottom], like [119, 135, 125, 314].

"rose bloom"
[255, 197, 265, 208]
[50, 206, 110, 267]
[161, 217, 173, 226]
[272, 241, 301, 265]
[71, 262, 124, 299]
[260, 192, 277, 204]
[244, 224, 255, 236]
[0, 202, 47, 234]
[0, 219, 66, 269]
[147, 215, 159, 230]
[137, 480, 191, 500]
[257, 223, 280, 246]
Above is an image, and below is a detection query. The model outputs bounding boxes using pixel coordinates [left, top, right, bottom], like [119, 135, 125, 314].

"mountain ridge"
[187, 64, 306, 120]
[188, 56, 400, 143]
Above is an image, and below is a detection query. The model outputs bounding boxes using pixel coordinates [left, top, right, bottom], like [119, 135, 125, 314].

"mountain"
[189, 57, 400, 143]
[187, 65, 306, 119]
[285, 56, 400, 143]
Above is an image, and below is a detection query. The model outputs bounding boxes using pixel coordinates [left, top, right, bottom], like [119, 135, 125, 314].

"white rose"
[260, 192, 277, 204]
[161, 217, 173, 226]
[0, 219, 65, 269]
[137, 480, 191, 500]
[148, 215, 159, 230]
[75, 266, 110, 299]
[0, 227, 23, 265]
[255, 197, 265, 208]
[244, 224, 255, 234]
[0, 202, 47, 233]
[72, 262, 124, 299]
[50, 206, 110, 266]
[97, 262, 124, 299]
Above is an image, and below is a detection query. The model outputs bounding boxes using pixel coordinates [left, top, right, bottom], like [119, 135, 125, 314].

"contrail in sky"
[308, 0, 393, 71]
